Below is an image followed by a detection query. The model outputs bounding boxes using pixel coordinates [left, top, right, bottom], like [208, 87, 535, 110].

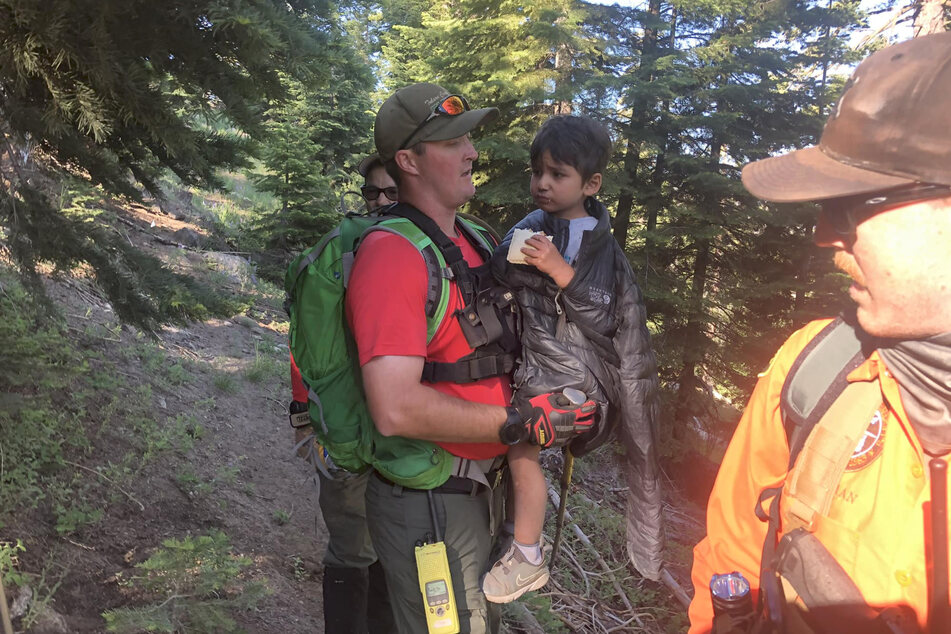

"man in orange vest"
[689, 33, 951, 633]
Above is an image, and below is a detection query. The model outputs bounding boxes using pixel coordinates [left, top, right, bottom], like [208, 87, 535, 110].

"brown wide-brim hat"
[742, 32, 951, 203]
[375, 83, 499, 161]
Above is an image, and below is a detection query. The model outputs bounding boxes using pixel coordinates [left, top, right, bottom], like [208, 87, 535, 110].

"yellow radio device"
[415, 490, 460, 634]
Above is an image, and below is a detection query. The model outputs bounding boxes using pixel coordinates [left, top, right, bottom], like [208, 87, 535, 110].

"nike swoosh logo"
[515, 573, 539, 586]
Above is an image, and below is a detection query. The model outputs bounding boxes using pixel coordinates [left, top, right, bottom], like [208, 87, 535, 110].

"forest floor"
[2, 184, 704, 633]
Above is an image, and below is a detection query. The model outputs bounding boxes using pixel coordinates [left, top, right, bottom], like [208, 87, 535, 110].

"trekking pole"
[550, 446, 574, 566]
[929, 458, 949, 634]
[0, 576, 14, 634]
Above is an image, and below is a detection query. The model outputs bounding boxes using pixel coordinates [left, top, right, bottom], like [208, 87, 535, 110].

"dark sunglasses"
[360, 185, 398, 202]
[820, 183, 951, 236]
[397, 94, 470, 151]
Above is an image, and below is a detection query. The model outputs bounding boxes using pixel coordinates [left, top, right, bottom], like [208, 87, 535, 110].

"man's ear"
[583, 173, 602, 196]
[394, 149, 421, 177]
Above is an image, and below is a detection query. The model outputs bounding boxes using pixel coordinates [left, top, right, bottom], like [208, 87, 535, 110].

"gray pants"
[365, 474, 502, 634]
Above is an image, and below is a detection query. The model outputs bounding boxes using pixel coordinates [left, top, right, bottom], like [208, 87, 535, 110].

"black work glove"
[517, 392, 597, 448]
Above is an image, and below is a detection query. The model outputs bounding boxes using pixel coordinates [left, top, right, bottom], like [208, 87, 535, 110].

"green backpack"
[284, 204, 512, 488]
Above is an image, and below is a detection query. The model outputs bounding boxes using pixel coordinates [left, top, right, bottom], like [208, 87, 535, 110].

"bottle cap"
[710, 572, 751, 601]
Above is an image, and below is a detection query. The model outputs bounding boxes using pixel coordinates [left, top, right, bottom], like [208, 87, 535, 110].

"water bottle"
[710, 571, 754, 632]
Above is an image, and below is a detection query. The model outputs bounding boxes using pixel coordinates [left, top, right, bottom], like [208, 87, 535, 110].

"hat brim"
[741, 145, 916, 203]
[405, 107, 499, 148]
[357, 154, 382, 177]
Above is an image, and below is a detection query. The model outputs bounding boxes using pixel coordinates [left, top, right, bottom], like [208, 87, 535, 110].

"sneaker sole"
[483, 570, 550, 604]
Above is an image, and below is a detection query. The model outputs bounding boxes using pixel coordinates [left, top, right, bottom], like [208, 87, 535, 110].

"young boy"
[484, 115, 663, 603]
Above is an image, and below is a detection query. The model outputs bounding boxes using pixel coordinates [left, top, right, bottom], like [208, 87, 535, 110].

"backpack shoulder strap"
[780, 313, 871, 465]
[756, 315, 879, 623]
[356, 216, 452, 344]
[457, 212, 501, 253]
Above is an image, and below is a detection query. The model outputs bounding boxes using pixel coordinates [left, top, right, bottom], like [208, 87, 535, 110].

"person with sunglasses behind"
[358, 153, 398, 212]
[287, 154, 397, 634]
[345, 83, 595, 633]
[689, 33, 951, 634]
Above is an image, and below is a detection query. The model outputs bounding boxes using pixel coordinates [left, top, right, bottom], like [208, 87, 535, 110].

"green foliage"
[244, 340, 287, 383]
[0, 0, 325, 197]
[213, 371, 239, 394]
[509, 593, 568, 632]
[374, 0, 872, 448]
[272, 509, 291, 525]
[252, 16, 377, 262]
[0, 0, 330, 330]
[54, 501, 104, 536]
[0, 540, 26, 587]
[289, 555, 307, 581]
[103, 531, 269, 634]
[0, 268, 88, 518]
[4, 182, 249, 331]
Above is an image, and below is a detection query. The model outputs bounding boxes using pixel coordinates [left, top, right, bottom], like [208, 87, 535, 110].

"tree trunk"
[554, 45, 572, 115]
[914, 0, 948, 36]
[674, 236, 711, 436]
[612, 143, 641, 249]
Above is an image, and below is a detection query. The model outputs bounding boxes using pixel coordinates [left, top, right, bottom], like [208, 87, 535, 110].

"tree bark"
[914, 0, 948, 36]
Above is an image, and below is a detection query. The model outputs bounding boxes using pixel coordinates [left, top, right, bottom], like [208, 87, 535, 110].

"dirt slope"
[10, 200, 329, 633]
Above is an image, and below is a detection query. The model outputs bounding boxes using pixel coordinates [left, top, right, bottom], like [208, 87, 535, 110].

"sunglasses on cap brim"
[397, 95, 470, 151]
[820, 183, 951, 236]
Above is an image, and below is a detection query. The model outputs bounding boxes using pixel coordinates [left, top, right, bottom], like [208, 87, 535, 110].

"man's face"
[364, 165, 397, 212]
[814, 196, 951, 338]
[412, 134, 479, 209]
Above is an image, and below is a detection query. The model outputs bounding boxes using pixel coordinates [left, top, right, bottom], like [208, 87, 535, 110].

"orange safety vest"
[689, 318, 944, 633]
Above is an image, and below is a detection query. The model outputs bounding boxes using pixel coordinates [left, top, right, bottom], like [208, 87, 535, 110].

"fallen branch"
[661, 568, 691, 610]
[506, 600, 545, 634]
[63, 459, 145, 511]
[547, 486, 642, 627]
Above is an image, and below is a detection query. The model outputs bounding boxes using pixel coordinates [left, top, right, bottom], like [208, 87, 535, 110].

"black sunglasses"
[820, 183, 951, 236]
[397, 94, 470, 151]
[360, 185, 398, 202]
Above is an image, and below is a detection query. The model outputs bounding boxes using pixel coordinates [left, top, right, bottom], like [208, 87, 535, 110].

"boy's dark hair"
[530, 115, 612, 181]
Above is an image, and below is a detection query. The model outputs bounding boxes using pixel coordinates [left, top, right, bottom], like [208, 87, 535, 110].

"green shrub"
[103, 531, 269, 634]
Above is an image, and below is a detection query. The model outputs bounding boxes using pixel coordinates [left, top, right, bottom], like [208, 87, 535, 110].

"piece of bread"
[507, 228, 552, 264]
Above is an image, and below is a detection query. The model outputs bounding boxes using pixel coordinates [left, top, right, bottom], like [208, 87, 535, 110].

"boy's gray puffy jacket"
[490, 198, 664, 581]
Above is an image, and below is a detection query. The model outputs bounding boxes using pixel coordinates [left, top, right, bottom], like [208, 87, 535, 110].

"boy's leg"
[508, 444, 546, 546]
[482, 444, 550, 603]
[365, 474, 500, 634]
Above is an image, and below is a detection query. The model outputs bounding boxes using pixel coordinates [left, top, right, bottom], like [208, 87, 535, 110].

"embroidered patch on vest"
[588, 285, 612, 305]
[846, 406, 887, 472]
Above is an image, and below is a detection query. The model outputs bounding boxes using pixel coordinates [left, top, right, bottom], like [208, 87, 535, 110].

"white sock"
[514, 540, 543, 565]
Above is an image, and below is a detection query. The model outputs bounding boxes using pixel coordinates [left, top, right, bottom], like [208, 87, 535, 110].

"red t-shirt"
[346, 228, 510, 460]
[289, 354, 308, 402]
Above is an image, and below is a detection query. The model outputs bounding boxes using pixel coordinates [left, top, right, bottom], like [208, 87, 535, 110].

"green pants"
[317, 469, 376, 568]
[318, 469, 395, 633]
[365, 474, 501, 634]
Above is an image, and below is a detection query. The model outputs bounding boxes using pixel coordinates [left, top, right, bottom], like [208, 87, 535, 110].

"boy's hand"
[521, 235, 575, 288]
[518, 392, 597, 448]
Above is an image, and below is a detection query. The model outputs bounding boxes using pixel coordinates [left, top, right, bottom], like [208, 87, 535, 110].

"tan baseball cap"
[374, 83, 498, 161]
[742, 32, 951, 202]
[357, 154, 383, 177]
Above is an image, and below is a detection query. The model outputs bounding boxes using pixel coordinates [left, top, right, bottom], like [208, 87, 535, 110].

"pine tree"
[0, 0, 330, 328]
[379, 0, 604, 230]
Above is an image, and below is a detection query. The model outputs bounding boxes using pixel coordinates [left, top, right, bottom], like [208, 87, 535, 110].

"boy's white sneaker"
[481, 542, 549, 603]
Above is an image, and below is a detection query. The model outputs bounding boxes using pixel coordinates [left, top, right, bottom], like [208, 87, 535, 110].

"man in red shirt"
[347, 83, 596, 633]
